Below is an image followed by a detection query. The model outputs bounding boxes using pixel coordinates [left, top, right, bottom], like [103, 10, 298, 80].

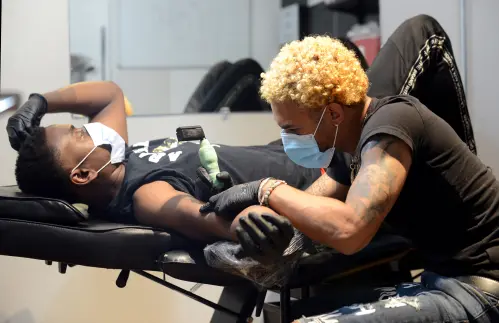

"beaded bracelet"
[260, 180, 287, 207]
[258, 177, 274, 205]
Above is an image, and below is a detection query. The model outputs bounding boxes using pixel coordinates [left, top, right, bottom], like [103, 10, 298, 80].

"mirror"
[0, 93, 20, 115]
[68, 0, 380, 116]
[68, 0, 275, 116]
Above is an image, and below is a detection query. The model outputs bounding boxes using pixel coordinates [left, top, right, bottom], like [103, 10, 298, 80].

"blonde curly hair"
[260, 35, 369, 109]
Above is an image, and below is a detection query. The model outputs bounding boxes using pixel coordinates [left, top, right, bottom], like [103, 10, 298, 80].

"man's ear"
[326, 103, 344, 125]
[70, 168, 98, 186]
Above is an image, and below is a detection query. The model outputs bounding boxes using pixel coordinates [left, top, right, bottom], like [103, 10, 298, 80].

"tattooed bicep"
[346, 135, 412, 225]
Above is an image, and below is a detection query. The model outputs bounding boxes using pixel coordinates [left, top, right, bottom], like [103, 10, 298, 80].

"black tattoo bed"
[0, 185, 422, 323]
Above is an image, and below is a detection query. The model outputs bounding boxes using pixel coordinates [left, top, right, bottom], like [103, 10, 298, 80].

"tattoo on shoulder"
[348, 136, 402, 224]
[361, 135, 399, 158]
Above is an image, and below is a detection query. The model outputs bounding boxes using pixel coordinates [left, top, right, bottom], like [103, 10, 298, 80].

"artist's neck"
[342, 97, 373, 154]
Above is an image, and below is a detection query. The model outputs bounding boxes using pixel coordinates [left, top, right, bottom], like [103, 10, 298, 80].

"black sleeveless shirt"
[106, 138, 322, 224]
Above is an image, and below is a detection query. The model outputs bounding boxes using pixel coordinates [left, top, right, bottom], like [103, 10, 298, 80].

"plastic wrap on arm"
[203, 229, 312, 288]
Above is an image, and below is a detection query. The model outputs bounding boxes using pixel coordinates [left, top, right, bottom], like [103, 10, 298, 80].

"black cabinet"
[281, 0, 379, 38]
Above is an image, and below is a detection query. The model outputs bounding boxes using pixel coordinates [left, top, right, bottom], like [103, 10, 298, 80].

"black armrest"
[159, 233, 416, 288]
[289, 234, 414, 287]
[160, 249, 247, 286]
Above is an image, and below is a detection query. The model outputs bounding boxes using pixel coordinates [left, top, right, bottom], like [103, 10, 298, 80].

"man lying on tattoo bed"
[7, 81, 326, 247]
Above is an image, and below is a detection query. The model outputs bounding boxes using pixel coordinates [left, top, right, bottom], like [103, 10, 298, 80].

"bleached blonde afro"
[260, 36, 369, 109]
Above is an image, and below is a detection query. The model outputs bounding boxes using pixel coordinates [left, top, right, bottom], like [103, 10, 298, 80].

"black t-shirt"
[330, 95, 499, 280]
[106, 138, 322, 224]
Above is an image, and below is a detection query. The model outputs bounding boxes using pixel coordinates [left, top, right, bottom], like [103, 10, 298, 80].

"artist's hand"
[6, 94, 48, 151]
[196, 167, 234, 195]
[236, 212, 294, 265]
[199, 180, 261, 219]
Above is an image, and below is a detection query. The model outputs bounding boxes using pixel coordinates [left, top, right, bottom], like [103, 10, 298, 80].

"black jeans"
[295, 15, 493, 323]
[367, 14, 476, 155]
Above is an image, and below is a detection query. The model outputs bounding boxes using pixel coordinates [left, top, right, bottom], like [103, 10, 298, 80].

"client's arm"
[42, 81, 128, 143]
[133, 180, 278, 242]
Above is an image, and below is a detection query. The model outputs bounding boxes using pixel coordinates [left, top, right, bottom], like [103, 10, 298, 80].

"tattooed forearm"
[346, 135, 410, 225]
[306, 173, 336, 196]
[305, 173, 349, 200]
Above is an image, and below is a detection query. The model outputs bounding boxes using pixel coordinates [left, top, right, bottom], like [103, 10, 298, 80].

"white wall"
[69, 0, 281, 115]
[379, 0, 499, 173]
[0, 0, 79, 185]
[0, 0, 280, 322]
[463, 0, 499, 173]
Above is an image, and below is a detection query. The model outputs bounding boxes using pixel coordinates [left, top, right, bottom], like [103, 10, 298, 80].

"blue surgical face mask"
[281, 108, 339, 168]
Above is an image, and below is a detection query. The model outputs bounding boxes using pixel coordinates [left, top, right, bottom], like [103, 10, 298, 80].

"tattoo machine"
[176, 126, 224, 189]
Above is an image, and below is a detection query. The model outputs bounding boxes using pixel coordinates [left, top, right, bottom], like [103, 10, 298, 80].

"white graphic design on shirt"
[131, 138, 219, 164]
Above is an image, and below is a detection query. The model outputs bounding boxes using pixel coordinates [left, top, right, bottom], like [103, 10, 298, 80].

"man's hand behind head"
[7, 94, 47, 151]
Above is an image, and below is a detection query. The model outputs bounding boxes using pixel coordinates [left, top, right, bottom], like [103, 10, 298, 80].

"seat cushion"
[0, 218, 196, 271]
[0, 186, 195, 271]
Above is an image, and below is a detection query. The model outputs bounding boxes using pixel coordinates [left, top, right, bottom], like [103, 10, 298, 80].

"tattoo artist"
[200, 17, 499, 323]
[200, 37, 410, 259]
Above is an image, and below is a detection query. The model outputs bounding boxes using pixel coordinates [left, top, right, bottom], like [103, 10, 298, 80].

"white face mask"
[71, 122, 126, 175]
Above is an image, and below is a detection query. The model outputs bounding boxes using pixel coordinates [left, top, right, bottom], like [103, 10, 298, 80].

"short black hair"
[15, 127, 75, 201]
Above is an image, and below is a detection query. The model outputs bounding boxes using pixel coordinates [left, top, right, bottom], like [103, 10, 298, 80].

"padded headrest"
[0, 186, 87, 225]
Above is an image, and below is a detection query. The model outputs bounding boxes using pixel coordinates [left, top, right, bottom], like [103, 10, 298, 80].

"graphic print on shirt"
[130, 137, 220, 164]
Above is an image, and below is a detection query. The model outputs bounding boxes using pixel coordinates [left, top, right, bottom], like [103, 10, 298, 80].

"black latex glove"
[6, 94, 48, 151]
[199, 180, 261, 219]
[196, 167, 234, 195]
[235, 212, 294, 265]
